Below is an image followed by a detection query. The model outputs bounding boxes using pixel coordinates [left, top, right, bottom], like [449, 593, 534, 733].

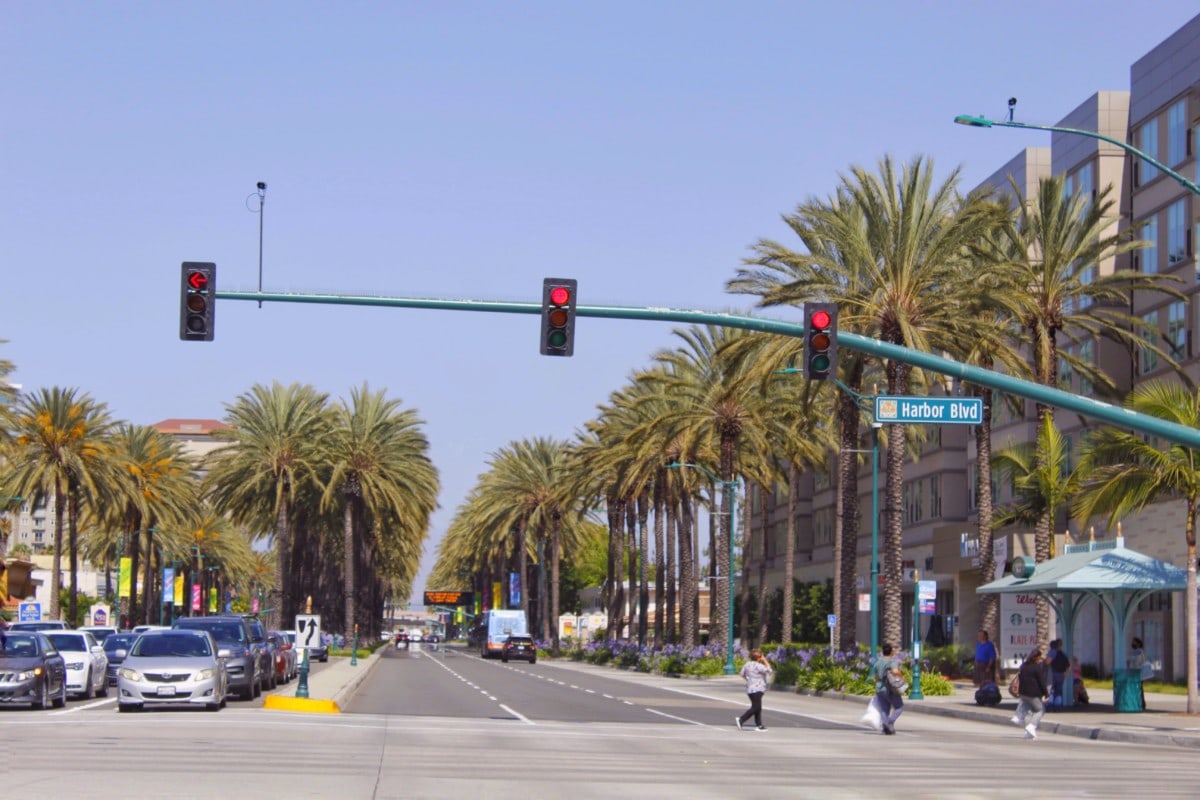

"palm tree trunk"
[625, 500, 636, 639]
[129, 529, 142, 625]
[664, 496, 676, 644]
[653, 485, 665, 646]
[738, 490, 754, 646]
[1185, 497, 1197, 714]
[836, 382, 862, 651]
[783, 462, 798, 644]
[677, 493, 696, 647]
[882, 359, 910, 650]
[637, 490, 650, 647]
[49, 478, 64, 620]
[343, 496, 355, 639]
[975, 387, 1000, 646]
[276, 494, 292, 627]
[68, 481, 80, 626]
[142, 527, 156, 626]
[550, 514, 561, 650]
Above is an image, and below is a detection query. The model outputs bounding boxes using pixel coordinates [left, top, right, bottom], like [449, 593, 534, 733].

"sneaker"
[1024, 724, 1037, 740]
[735, 717, 743, 731]
[755, 726, 767, 731]
[1010, 715, 1023, 725]
[882, 724, 895, 735]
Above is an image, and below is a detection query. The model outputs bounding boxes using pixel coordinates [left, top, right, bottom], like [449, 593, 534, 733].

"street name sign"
[874, 396, 983, 425]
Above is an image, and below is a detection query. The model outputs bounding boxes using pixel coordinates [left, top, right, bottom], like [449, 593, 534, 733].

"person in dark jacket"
[1010, 648, 1049, 739]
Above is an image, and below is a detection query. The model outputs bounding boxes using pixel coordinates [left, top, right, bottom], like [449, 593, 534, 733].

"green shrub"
[772, 660, 801, 687]
[684, 656, 726, 677]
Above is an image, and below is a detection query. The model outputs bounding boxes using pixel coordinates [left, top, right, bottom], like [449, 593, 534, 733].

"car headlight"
[117, 667, 143, 682]
[16, 668, 42, 681]
[196, 668, 216, 680]
[66, 661, 84, 670]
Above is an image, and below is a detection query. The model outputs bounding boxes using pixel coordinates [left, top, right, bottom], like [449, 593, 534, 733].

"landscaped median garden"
[550, 640, 957, 697]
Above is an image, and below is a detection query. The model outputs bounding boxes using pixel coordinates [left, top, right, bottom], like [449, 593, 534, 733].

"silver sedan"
[116, 629, 228, 712]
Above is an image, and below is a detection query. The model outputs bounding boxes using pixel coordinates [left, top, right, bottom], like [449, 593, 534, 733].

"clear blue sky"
[4, 2, 1197, 605]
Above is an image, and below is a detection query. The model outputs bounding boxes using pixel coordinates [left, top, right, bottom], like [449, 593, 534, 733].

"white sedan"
[44, 630, 109, 699]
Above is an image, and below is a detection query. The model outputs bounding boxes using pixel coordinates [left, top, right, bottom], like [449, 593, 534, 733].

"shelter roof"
[978, 538, 1186, 595]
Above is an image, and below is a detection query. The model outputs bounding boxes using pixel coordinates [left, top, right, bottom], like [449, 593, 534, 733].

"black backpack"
[1051, 649, 1070, 673]
[975, 682, 1002, 706]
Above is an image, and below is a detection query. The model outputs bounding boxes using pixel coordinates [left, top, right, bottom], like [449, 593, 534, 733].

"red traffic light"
[187, 270, 209, 291]
[549, 286, 571, 306]
[810, 309, 832, 330]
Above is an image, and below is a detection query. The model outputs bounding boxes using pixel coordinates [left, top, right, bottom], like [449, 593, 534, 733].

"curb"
[262, 695, 341, 714]
[331, 650, 383, 709]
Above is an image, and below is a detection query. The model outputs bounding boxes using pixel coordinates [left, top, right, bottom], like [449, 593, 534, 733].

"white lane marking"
[500, 704, 535, 725]
[646, 708, 707, 726]
[53, 697, 117, 714]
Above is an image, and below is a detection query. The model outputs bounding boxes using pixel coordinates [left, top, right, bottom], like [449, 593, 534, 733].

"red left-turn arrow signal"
[188, 271, 209, 290]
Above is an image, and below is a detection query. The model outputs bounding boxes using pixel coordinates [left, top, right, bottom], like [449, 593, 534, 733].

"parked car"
[172, 616, 262, 700]
[501, 635, 537, 664]
[267, 631, 297, 684]
[0, 632, 68, 709]
[116, 629, 227, 712]
[103, 632, 140, 686]
[8, 621, 68, 633]
[243, 617, 277, 691]
[131, 625, 172, 635]
[80, 625, 119, 643]
[44, 630, 108, 699]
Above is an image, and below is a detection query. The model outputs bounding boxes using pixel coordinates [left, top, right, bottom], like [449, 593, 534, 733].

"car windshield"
[104, 635, 138, 653]
[177, 621, 246, 643]
[1, 634, 41, 657]
[45, 633, 86, 651]
[133, 634, 212, 658]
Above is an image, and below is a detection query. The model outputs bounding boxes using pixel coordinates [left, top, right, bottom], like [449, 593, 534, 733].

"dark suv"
[501, 635, 536, 664]
[243, 617, 278, 692]
[173, 616, 265, 700]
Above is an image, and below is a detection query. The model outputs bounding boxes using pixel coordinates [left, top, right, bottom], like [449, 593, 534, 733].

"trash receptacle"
[1113, 668, 1143, 712]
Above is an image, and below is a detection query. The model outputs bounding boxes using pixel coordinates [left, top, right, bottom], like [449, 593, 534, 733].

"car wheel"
[33, 681, 50, 711]
[502, 654, 509, 663]
[97, 680, 108, 698]
[52, 680, 67, 709]
[320, 654, 328, 663]
[239, 684, 254, 701]
[206, 700, 221, 711]
[530, 656, 537, 664]
[83, 669, 95, 699]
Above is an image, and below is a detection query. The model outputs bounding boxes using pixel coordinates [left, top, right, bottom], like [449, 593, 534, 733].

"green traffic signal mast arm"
[216, 288, 1200, 450]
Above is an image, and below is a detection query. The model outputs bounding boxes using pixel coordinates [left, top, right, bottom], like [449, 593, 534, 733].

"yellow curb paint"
[262, 695, 340, 714]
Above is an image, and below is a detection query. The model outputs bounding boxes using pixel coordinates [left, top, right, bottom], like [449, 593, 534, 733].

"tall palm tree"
[1073, 381, 1200, 714]
[205, 382, 331, 627]
[320, 383, 438, 641]
[994, 174, 1180, 645]
[733, 155, 1007, 648]
[5, 387, 116, 621]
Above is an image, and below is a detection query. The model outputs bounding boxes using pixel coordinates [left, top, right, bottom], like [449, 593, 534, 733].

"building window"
[1138, 118, 1159, 185]
[1138, 214, 1158, 273]
[814, 507, 832, 547]
[967, 466, 977, 512]
[1168, 300, 1187, 360]
[1167, 199, 1188, 265]
[1059, 350, 1075, 392]
[930, 475, 941, 518]
[1141, 311, 1161, 374]
[1167, 100, 1187, 166]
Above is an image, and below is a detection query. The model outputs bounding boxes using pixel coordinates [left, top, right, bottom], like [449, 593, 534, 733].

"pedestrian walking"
[871, 643, 906, 735]
[973, 629, 997, 687]
[1010, 648, 1049, 739]
[736, 648, 773, 731]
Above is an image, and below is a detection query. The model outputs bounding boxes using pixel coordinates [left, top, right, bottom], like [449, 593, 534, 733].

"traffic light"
[540, 278, 577, 356]
[804, 301, 837, 380]
[180, 262, 216, 342]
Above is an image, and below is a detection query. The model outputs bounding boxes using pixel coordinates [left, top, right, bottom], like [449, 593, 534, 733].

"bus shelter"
[977, 536, 1186, 710]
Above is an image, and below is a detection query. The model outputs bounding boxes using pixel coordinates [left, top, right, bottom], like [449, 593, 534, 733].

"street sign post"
[874, 396, 983, 425]
[18, 601, 41, 622]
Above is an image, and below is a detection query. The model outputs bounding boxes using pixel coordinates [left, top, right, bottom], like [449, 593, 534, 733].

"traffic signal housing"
[179, 262, 216, 341]
[540, 278, 577, 356]
[804, 302, 837, 380]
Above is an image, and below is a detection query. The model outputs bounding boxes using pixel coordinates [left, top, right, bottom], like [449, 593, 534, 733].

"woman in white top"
[736, 648, 774, 731]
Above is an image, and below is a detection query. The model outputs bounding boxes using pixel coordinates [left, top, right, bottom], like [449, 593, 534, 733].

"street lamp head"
[1008, 97, 1017, 108]
[954, 114, 993, 128]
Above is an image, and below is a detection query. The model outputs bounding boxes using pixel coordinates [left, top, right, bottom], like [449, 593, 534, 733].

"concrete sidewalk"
[262, 648, 383, 712]
[539, 657, 1200, 749]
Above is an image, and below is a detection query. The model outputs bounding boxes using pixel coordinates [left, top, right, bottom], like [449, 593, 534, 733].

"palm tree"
[5, 387, 116, 621]
[205, 382, 331, 627]
[733, 155, 1007, 648]
[320, 383, 438, 641]
[994, 174, 1180, 645]
[1073, 381, 1200, 714]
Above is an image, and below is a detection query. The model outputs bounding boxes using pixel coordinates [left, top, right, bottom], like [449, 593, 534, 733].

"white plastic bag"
[860, 696, 883, 731]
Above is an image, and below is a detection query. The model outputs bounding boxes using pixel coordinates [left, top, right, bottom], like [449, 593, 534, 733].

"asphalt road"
[5, 647, 1199, 799]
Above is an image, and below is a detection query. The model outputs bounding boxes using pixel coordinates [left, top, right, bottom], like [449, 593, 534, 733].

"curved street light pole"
[668, 462, 738, 675]
[953, 114, 1200, 197]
